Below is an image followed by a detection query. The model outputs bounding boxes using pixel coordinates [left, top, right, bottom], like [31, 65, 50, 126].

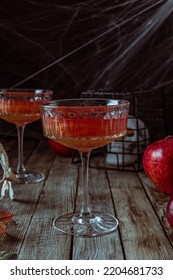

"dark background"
[0, 0, 173, 138]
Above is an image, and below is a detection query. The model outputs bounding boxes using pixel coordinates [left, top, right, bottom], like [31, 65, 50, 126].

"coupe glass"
[41, 98, 129, 236]
[0, 88, 53, 183]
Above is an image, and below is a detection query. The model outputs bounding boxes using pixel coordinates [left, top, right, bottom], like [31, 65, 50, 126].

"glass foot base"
[15, 172, 45, 184]
[53, 211, 118, 237]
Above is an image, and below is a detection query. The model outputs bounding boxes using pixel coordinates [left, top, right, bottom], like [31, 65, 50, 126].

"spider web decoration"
[0, 0, 173, 93]
[0, 0, 173, 136]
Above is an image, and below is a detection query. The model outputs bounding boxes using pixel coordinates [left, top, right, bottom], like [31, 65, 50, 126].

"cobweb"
[0, 0, 173, 98]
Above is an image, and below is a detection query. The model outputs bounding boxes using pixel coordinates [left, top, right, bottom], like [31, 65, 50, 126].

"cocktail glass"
[0, 88, 53, 183]
[41, 98, 129, 236]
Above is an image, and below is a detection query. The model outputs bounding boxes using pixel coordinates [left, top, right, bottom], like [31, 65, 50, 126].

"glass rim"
[41, 98, 130, 108]
[0, 88, 53, 94]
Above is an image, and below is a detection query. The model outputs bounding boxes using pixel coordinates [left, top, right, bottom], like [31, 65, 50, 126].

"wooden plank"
[0, 138, 56, 258]
[73, 233, 123, 260]
[1, 138, 172, 260]
[26, 137, 56, 177]
[0, 183, 45, 254]
[72, 167, 124, 260]
[19, 155, 78, 260]
[138, 172, 173, 245]
[107, 170, 173, 259]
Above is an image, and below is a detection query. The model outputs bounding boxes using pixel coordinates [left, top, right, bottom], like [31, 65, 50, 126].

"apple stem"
[165, 135, 172, 141]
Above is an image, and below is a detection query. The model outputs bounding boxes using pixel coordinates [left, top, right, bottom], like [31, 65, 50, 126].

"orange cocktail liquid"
[43, 112, 128, 151]
[0, 100, 42, 124]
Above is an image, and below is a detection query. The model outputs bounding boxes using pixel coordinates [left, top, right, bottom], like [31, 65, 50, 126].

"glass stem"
[79, 150, 92, 217]
[16, 125, 26, 175]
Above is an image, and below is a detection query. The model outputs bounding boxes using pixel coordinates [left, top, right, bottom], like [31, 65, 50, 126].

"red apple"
[142, 136, 173, 195]
[166, 195, 173, 229]
[48, 139, 74, 157]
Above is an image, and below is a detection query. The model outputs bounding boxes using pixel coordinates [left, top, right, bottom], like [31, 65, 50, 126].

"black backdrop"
[0, 0, 173, 138]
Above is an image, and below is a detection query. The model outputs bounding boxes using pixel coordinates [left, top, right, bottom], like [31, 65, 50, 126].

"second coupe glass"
[0, 88, 53, 183]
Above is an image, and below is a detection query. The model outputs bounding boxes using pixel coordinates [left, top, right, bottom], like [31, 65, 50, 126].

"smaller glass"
[0, 88, 53, 183]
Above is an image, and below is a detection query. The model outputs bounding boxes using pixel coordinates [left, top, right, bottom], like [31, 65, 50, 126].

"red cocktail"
[0, 99, 42, 124]
[42, 105, 128, 151]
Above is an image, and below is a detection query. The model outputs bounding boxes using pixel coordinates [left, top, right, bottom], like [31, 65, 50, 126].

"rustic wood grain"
[19, 154, 78, 260]
[72, 167, 124, 260]
[138, 172, 173, 246]
[107, 170, 173, 260]
[0, 138, 173, 260]
[0, 138, 55, 256]
[1, 137, 39, 172]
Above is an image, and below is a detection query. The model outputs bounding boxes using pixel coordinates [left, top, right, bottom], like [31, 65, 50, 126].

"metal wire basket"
[72, 89, 167, 171]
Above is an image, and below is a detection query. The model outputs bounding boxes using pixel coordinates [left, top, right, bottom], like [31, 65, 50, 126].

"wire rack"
[72, 89, 167, 171]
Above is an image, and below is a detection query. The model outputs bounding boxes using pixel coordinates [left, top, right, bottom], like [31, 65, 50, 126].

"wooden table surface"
[0, 137, 173, 260]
